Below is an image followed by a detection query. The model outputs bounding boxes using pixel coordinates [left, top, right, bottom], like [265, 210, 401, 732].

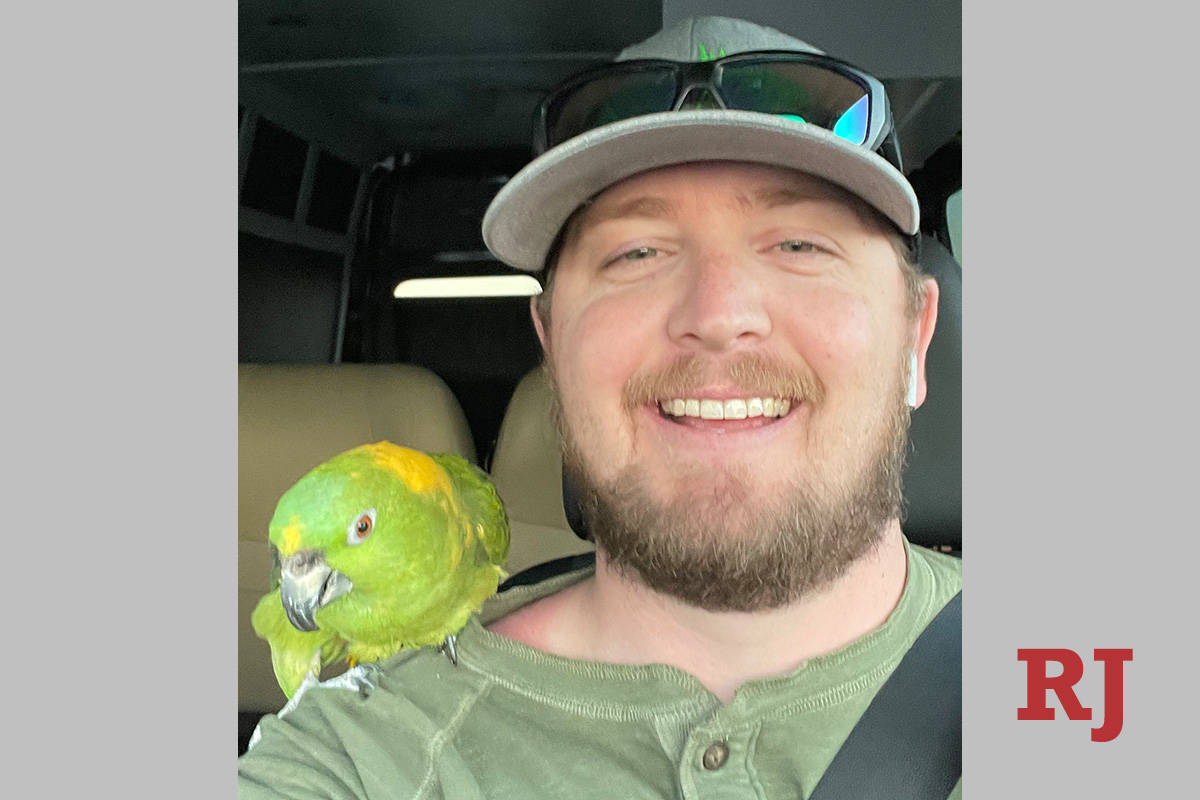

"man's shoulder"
[239, 648, 494, 798]
[240, 570, 598, 779]
[909, 542, 962, 597]
[250, 648, 482, 734]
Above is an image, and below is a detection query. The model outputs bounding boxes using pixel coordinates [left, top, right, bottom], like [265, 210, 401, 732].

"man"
[239, 16, 961, 799]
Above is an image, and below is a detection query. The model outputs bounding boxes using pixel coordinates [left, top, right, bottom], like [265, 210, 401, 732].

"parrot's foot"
[439, 634, 459, 667]
[321, 662, 380, 698]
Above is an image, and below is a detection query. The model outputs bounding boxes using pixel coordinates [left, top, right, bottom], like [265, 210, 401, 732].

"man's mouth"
[656, 396, 794, 422]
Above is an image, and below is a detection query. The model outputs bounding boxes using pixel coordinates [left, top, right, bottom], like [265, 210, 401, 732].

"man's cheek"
[803, 296, 876, 357]
[789, 305, 883, 392]
[568, 333, 637, 396]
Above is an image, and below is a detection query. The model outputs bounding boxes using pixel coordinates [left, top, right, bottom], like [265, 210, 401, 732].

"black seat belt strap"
[809, 590, 962, 800]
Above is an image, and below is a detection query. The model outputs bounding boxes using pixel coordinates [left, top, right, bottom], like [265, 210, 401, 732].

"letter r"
[1017, 648, 1092, 721]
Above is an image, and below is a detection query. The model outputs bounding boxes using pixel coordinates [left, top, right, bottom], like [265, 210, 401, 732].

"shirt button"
[702, 741, 729, 771]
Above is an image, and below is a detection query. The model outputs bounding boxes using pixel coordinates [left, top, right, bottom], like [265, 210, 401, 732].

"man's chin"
[575, 473, 837, 611]
[566, 429, 905, 612]
[645, 468, 752, 511]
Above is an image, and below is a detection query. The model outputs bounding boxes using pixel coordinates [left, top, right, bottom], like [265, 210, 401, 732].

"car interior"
[238, 0, 961, 755]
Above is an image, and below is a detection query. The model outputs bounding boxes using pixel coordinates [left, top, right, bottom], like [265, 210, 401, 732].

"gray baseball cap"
[482, 16, 919, 273]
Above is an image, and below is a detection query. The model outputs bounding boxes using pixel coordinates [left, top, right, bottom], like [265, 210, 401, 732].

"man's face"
[533, 161, 937, 610]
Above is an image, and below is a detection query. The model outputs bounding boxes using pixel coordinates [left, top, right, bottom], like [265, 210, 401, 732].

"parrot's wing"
[251, 591, 348, 699]
[431, 452, 511, 569]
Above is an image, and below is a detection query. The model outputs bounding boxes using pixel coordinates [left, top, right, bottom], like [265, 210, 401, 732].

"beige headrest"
[489, 368, 592, 577]
[239, 363, 476, 543]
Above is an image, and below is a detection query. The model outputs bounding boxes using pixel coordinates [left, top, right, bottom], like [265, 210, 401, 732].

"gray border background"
[11, 2, 1199, 796]
[966, 0, 1200, 795]
[6, 5, 231, 795]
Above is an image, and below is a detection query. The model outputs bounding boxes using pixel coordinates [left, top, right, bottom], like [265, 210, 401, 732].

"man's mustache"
[622, 353, 826, 410]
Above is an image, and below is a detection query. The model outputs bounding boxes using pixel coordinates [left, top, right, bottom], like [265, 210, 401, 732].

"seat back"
[238, 362, 476, 713]
[904, 234, 962, 550]
[488, 367, 593, 578]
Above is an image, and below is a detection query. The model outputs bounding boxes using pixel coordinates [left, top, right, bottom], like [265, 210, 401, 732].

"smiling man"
[239, 16, 961, 800]
[489, 159, 940, 703]
[542, 164, 927, 605]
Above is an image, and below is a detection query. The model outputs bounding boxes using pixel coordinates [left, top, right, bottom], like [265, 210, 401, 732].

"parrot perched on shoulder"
[251, 441, 510, 699]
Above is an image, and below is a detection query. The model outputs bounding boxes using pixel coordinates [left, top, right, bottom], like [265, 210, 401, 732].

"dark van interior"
[238, 0, 961, 754]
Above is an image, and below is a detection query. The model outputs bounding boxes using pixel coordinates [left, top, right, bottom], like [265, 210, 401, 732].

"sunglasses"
[534, 50, 903, 170]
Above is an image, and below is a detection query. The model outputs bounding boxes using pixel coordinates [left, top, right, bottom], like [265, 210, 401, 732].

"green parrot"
[250, 441, 510, 699]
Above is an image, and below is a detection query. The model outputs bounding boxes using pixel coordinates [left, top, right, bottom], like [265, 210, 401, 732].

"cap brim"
[482, 110, 919, 273]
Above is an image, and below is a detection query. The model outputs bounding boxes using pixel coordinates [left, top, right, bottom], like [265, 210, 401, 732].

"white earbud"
[906, 350, 919, 408]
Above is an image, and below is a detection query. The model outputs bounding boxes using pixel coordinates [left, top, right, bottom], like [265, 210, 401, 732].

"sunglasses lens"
[832, 94, 870, 144]
[546, 68, 678, 148]
[719, 62, 872, 145]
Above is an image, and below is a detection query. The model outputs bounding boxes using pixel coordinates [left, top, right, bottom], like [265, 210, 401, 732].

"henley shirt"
[239, 539, 962, 799]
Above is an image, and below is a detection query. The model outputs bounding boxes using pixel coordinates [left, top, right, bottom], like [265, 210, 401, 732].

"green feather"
[251, 591, 347, 698]
[430, 451, 511, 569]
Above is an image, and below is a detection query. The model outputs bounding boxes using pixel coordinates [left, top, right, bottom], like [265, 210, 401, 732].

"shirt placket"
[678, 721, 761, 799]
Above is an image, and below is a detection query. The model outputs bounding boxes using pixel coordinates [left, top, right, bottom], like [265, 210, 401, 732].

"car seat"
[487, 367, 594, 579]
[903, 234, 962, 553]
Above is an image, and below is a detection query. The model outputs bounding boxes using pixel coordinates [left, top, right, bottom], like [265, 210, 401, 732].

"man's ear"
[911, 277, 939, 409]
[530, 296, 550, 353]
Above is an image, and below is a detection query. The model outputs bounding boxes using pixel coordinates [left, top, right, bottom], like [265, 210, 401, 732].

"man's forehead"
[578, 162, 869, 227]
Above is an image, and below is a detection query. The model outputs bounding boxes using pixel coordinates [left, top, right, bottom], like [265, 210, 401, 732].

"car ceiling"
[239, 0, 961, 173]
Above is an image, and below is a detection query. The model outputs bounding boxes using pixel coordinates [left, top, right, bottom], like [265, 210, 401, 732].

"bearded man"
[240, 16, 962, 800]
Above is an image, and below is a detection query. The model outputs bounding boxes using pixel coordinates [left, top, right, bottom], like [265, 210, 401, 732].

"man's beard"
[547, 353, 912, 612]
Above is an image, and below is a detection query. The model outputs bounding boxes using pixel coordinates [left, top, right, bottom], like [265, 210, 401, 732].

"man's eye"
[597, 244, 664, 279]
[619, 246, 658, 261]
[777, 240, 819, 254]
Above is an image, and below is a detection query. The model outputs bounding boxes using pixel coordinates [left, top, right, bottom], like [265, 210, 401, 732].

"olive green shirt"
[239, 540, 962, 799]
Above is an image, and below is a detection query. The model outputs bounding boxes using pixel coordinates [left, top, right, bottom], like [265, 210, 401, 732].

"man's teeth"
[659, 397, 792, 420]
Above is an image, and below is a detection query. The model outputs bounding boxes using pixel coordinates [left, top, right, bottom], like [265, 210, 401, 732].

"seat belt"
[809, 591, 962, 800]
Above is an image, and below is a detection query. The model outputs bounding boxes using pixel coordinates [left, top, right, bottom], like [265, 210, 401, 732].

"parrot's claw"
[439, 634, 459, 667]
[352, 663, 380, 698]
[324, 662, 380, 698]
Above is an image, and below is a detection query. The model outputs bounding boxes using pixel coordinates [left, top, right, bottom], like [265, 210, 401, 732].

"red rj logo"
[1017, 648, 1133, 742]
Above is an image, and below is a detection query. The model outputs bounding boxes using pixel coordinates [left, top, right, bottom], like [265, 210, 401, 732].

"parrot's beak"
[279, 549, 354, 632]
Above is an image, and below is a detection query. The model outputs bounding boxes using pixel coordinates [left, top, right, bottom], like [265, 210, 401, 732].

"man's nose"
[666, 252, 771, 351]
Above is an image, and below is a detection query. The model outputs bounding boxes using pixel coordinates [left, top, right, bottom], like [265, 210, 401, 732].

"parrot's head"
[267, 442, 463, 634]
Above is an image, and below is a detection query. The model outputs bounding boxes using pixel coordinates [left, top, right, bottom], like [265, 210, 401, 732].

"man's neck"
[488, 522, 909, 703]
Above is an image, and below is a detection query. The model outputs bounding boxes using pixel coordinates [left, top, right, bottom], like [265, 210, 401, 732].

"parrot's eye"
[346, 508, 377, 546]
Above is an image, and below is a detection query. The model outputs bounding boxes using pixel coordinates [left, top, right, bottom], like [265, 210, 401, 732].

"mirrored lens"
[832, 95, 869, 143]
[546, 69, 678, 147]
[719, 62, 871, 144]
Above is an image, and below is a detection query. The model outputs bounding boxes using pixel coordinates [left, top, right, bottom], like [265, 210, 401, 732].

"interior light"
[393, 275, 543, 299]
